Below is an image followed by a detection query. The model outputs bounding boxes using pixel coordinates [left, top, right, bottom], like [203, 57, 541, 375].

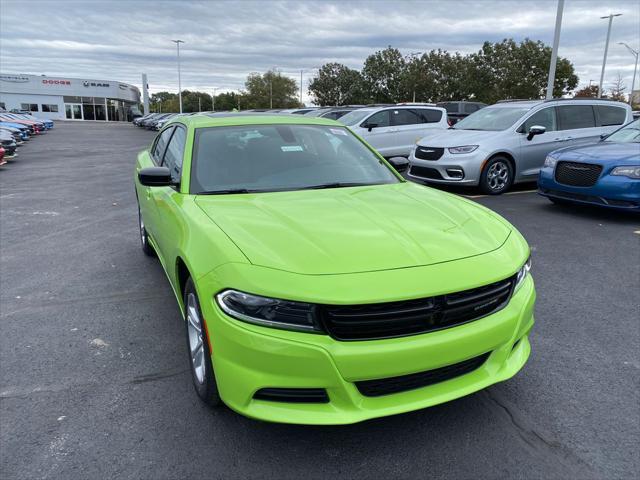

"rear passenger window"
[162, 126, 186, 182]
[596, 106, 626, 126]
[557, 105, 596, 130]
[152, 127, 174, 164]
[415, 108, 443, 123]
[522, 108, 557, 132]
[364, 110, 390, 128]
[391, 109, 420, 126]
[464, 104, 480, 113]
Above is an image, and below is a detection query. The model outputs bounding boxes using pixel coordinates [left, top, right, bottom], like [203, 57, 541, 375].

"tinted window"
[391, 109, 420, 126]
[596, 106, 626, 126]
[152, 127, 174, 163]
[191, 125, 398, 194]
[522, 107, 557, 132]
[364, 110, 390, 128]
[454, 106, 531, 131]
[415, 108, 443, 123]
[163, 126, 186, 181]
[557, 105, 595, 130]
[464, 104, 480, 113]
[439, 103, 458, 113]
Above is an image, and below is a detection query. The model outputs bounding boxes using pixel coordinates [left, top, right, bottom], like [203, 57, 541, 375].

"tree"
[362, 47, 408, 103]
[574, 85, 599, 97]
[243, 70, 300, 109]
[214, 91, 243, 111]
[609, 73, 626, 102]
[468, 39, 578, 103]
[150, 91, 178, 112]
[308, 63, 369, 106]
[180, 90, 213, 112]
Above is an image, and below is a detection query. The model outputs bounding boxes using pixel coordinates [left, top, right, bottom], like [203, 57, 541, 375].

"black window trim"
[162, 124, 187, 182]
[151, 126, 175, 165]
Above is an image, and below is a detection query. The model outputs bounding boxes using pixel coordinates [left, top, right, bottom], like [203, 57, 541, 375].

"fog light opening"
[446, 168, 464, 179]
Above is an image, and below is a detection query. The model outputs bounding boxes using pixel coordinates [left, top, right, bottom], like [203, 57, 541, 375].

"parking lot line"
[463, 189, 538, 199]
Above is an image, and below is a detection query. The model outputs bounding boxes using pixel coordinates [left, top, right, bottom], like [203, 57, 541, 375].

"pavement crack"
[130, 368, 189, 384]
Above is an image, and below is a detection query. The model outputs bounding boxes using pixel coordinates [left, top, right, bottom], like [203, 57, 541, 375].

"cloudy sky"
[1, 0, 638, 103]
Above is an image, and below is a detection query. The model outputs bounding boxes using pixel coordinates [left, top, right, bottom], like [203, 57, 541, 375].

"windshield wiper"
[198, 188, 256, 195]
[300, 182, 371, 190]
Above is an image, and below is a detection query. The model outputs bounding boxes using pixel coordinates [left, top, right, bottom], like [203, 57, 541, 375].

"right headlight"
[513, 256, 532, 293]
[611, 166, 640, 179]
[543, 154, 558, 168]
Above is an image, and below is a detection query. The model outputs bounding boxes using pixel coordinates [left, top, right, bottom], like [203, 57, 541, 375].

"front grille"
[409, 165, 444, 180]
[356, 352, 491, 397]
[415, 146, 444, 160]
[253, 388, 329, 403]
[555, 161, 602, 187]
[320, 276, 516, 341]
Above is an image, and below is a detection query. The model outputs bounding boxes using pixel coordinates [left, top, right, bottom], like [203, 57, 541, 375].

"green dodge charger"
[134, 113, 535, 425]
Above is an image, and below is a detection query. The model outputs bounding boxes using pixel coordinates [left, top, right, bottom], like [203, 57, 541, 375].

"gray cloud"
[1, 0, 638, 103]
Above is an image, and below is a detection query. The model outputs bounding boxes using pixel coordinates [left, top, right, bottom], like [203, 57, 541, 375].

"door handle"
[564, 136, 573, 142]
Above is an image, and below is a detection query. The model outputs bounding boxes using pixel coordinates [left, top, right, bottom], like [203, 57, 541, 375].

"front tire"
[479, 157, 514, 195]
[184, 278, 221, 407]
[138, 204, 155, 257]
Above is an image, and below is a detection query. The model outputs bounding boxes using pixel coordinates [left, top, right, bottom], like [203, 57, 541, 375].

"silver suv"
[407, 99, 633, 194]
[339, 105, 449, 158]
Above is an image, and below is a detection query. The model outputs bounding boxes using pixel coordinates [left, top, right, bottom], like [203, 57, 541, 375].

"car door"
[517, 106, 564, 177]
[387, 108, 425, 156]
[358, 110, 394, 156]
[556, 104, 599, 148]
[138, 126, 174, 243]
[149, 124, 188, 264]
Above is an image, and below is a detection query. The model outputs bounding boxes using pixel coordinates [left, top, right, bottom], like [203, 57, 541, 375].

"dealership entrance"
[65, 103, 83, 120]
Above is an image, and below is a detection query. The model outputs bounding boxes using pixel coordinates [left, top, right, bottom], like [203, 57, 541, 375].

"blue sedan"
[538, 119, 640, 211]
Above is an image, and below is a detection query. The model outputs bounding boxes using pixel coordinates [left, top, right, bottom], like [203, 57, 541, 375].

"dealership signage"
[42, 79, 71, 85]
[83, 81, 110, 88]
[0, 75, 30, 83]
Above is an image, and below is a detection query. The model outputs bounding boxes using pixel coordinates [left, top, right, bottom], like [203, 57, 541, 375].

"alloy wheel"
[486, 161, 510, 191]
[186, 293, 206, 384]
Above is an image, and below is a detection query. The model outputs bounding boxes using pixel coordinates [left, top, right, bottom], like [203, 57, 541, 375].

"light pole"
[409, 51, 422, 102]
[300, 70, 303, 106]
[618, 42, 639, 105]
[172, 39, 185, 112]
[211, 88, 217, 112]
[598, 14, 622, 98]
[546, 0, 564, 99]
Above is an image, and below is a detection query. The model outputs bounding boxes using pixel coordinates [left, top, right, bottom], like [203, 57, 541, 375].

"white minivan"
[339, 105, 449, 158]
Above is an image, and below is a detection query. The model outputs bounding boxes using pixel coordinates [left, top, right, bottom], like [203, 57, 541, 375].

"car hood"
[553, 142, 640, 164]
[417, 128, 503, 147]
[195, 183, 510, 275]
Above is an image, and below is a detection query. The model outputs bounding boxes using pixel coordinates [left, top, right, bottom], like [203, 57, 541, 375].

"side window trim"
[152, 126, 174, 165]
[162, 125, 187, 180]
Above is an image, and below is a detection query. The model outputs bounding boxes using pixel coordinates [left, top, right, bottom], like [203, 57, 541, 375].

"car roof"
[171, 112, 343, 128]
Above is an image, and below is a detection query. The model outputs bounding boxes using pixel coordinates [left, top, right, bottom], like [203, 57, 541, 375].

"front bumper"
[407, 147, 487, 186]
[197, 240, 535, 424]
[538, 166, 640, 210]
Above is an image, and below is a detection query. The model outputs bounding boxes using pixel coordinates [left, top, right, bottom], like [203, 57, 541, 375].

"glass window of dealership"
[0, 74, 141, 122]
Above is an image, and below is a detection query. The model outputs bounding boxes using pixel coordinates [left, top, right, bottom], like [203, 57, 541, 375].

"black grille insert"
[415, 146, 444, 160]
[555, 161, 602, 187]
[356, 352, 491, 397]
[253, 388, 329, 403]
[320, 276, 516, 341]
[409, 165, 444, 180]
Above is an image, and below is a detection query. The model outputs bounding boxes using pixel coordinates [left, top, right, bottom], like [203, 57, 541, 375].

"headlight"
[513, 256, 532, 293]
[543, 155, 558, 168]
[611, 166, 640, 179]
[448, 145, 478, 154]
[216, 290, 322, 333]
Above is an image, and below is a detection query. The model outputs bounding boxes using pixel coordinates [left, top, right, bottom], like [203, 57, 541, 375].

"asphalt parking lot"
[1, 121, 638, 480]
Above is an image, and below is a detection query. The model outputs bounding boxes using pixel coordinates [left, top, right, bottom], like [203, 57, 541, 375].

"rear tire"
[479, 157, 514, 195]
[184, 278, 221, 407]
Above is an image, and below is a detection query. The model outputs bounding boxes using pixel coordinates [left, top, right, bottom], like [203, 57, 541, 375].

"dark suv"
[437, 101, 487, 125]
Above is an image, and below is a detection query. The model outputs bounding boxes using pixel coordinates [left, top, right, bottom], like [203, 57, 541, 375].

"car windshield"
[453, 106, 532, 131]
[604, 119, 640, 143]
[191, 124, 399, 194]
[338, 109, 374, 126]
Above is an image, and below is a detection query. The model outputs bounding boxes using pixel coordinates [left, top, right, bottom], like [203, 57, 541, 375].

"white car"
[339, 105, 449, 158]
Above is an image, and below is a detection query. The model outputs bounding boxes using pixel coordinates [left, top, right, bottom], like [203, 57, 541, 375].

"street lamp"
[618, 42, 639, 105]
[408, 51, 422, 102]
[211, 87, 218, 112]
[172, 39, 185, 113]
[598, 14, 622, 98]
[546, 0, 565, 99]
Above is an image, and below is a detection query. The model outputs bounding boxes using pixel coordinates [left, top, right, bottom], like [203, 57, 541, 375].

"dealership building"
[0, 74, 141, 121]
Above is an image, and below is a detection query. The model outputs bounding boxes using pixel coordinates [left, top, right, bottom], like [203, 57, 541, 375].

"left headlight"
[513, 256, 532, 293]
[543, 154, 558, 168]
[611, 166, 640, 179]
[448, 145, 478, 154]
[216, 290, 323, 333]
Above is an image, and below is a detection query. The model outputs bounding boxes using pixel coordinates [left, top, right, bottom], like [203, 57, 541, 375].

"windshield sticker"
[281, 145, 304, 152]
[330, 128, 347, 136]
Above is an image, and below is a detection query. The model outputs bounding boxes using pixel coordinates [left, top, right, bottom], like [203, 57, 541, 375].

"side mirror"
[599, 133, 608, 140]
[387, 156, 409, 173]
[527, 125, 546, 141]
[363, 122, 378, 132]
[138, 166, 174, 187]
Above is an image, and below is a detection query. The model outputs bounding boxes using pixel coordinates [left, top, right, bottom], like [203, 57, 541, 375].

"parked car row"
[0, 110, 54, 167]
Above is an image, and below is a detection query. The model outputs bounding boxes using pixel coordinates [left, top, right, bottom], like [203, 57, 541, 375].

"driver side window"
[152, 127, 174, 164]
[522, 108, 557, 132]
[362, 110, 390, 128]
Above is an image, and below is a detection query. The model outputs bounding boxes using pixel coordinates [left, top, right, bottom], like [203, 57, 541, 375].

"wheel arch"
[175, 256, 191, 304]
[485, 151, 516, 176]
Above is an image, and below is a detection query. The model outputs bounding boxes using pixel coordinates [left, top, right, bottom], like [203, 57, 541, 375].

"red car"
[0, 115, 41, 135]
[0, 146, 6, 167]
